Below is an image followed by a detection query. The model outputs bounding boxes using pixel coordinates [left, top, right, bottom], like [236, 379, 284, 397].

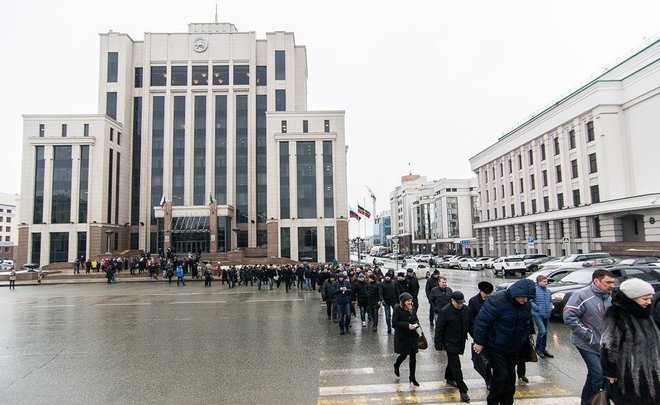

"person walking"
[429, 276, 453, 326]
[321, 273, 337, 322]
[366, 274, 381, 332]
[204, 265, 213, 287]
[379, 272, 398, 334]
[333, 273, 352, 335]
[473, 278, 536, 405]
[601, 278, 660, 405]
[435, 291, 472, 403]
[563, 269, 615, 405]
[531, 275, 553, 358]
[405, 268, 420, 309]
[425, 270, 440, 327]
[392, 292, 421, 386]
[176, 263, 186, 287]
[354, 273, 369, 327]
[8, 268, 17, 289]
[653, 290, 660, 329]
[468, 281, 494, 389]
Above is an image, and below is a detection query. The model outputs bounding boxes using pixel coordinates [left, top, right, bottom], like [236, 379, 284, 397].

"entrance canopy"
[172, 216, 210, 233]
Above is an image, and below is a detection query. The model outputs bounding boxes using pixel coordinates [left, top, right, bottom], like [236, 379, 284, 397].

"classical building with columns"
[17, 22, 348, 266]
[469, 38, 660, 258]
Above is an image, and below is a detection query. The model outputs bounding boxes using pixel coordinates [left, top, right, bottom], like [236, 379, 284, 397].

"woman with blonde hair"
[392, 292, 420, 386]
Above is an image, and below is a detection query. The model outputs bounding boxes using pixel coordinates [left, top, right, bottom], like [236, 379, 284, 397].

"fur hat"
[478, 281, 494, 294]
[619, 278, 654, 299]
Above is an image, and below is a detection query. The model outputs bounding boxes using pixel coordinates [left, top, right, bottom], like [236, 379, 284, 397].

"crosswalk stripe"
[319, 376, 548, 396]
[95, 302, 151, 306]
[320, 368, 375, 377]
[169, 300, 227, 304]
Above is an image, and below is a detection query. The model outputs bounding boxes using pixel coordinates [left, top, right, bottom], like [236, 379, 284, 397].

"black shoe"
[536, 349, 546, 359]
[543, 351, 554, 358]
[460, 392, 470, 403]
[446, 380, 458, 388]
[387, 328, 392, 334]
[372, 328, 377, 332]
[518, 376, 529, 384]
[394, 363, 400, 377]
[340, 330, 345, 335]
[410, 378, 419, 387]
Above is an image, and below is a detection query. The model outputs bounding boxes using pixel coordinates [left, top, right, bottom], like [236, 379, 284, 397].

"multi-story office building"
[469, 39, 660, 257]
[0, 193, 19, 261]
[373, 211, 391, 247]
[17, 22, 348, 266]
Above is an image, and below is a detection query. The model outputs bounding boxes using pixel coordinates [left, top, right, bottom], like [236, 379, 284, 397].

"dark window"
[130, 233, 139, 250]
[518, 154, 522, 170]
[571, 159, 578, 179]
[280, 142, 290, 218]
[323, 141, 334, 218]
[256, 95, 267, 224]
[502, 206, 506, 218]
[49, 232, 69, 263]
[275, 89, 286, 111]
[110, 128, 114, 142]
[237, 230, 248, 248]
[31, 233, 41, 265]
[510, 204, 515, 216]
[79, 145, 89, 223]
[212, 65, 229, 85]
[107, 150, 113, 223]
[541, 143, 546, 160]
[586, 121, 595, 142]
[107, 52, 118, 82]
[493, 209, 497, 219]
[554, 137, 560, 155]
[556, 165, 562, 183]
[557, 193, 564, 209]
[281, 120, 287, 133]
[519, 178, 524, 192]
[520, 201, 525, 215]
[530, 174, 535, 190]
[39, 124, 45, 137]
[593, 216, 601, 237]
[191, 65, 208, 86]
[298, 227, 318, 262]
[542, 170, 548, 187]
[51, 146, 72, 224]
[77, 232, 87, 261]
[257, 230, 268, 248]
[215, 95, 227, 205]
[150, 96, 165, 224]
[558, 221, 565, 238]
[61, 124, 67, 137]
[275, 50, 286, 80]
[134, 67, 143, 88]
[543, 196, 549, 212]
[83, 123, 89, 137]
[573, 189, 581, 206]
[500, 163, 503, 177]
[117, 132, 120, 145]
[575, 218, 582, 238]
[590, 185, 600, 203]
[235, 95, 248, 223]
[256, 66, 267, 86]
[172, 96, 186, 204]
[303, 120, 309, 133]
[508, 159, 512, 173]
[528, 149, 534, 165]
[589, 153, 597, 174]
[297, 141, 317, 219]
[131, 97, 142, 224]
[325, 226, 335, 262]
[485, 190, 489, 202]
[33, 146, 45, 223]
[531, 199, 537, 213]
[233, 65, 249, 85]
[150, 66, 167, 86]
[324, 120, 330, 133]
[509, 181, 514, 196]
[501, 185, 504, 198]
[106, 92, 117, 120]
[280, 227, 290, 258]
[569, 130, 576, 149]
[193, 96, 206, 205]
[171, 66, 187, 86]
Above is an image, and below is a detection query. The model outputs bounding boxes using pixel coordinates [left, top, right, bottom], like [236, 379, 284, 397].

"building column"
[209, 201, 218, 252]
[599, 215, 622, 243]
[547, 221, 558, 256]
[336, 219, 349, 263]
[163, 203, 172, 251]
[266, 220, 279, 258]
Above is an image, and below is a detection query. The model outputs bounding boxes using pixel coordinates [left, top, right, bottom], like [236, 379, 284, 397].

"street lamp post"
[392, 236, 400, 271]
[356, 237, 362, 264]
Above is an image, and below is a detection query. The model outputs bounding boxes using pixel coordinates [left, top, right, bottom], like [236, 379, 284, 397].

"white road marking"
[433, 398, 581, 405]
[320, 368, 375, 376]
[245, 298, 303, 303]
[95, 302, 151, 306]
[32, 305, 76, 308]
[169, 301, 227, 304]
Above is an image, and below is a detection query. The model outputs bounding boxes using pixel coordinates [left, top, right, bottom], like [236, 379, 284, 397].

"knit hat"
[478, 281, 494, 294]
[357, 273, 365, 279]
[451, 291, 465, 304]
[620, 278, 654, 299]
[399, 292, 413, 302]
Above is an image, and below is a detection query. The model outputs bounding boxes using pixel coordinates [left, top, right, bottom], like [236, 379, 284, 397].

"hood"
[507, 279, 536, 299]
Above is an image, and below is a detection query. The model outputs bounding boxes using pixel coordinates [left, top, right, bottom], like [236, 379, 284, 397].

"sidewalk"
[1, 272, 216, 287]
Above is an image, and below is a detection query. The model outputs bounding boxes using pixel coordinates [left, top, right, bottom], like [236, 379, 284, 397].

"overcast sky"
[2, 0, 658, 237]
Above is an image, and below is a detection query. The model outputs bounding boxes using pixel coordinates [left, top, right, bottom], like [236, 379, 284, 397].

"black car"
[526, 256, 558, 272]
[495, 267, 577, 291]
[549, 266, 660, 318]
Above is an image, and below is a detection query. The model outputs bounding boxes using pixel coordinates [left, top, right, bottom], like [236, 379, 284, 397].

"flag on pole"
[357, 204, 371, 218]
[349, 208, 360, 220]
[363, 208, 371, 219]
[159, 194, 167, 208]
[209, 192, 214, 204]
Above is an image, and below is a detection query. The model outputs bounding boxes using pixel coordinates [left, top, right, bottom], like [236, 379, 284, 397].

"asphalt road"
[0, 264, 585, 404]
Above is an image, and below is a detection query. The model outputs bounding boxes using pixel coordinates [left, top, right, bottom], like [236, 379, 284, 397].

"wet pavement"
[0, 265, 584, 404]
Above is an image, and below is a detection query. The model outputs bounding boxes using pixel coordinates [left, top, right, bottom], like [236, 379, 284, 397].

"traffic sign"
[562, 237, 570, 244]
[515, 236, 521, 242]
[460, 240, 471, 247]
[393, 243, 399, 254]
[527, 236, 535, 248]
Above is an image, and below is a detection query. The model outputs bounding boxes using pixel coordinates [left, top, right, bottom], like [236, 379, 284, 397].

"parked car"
[581, 257, 619, 267]
[526, 256, 559, 272]
[538, 253, 612, 271]
[496, 267, 578, 291]
[458, 258, 484, 270]
[448, 255, 469, 269]
[492, 256, 527, 276]
[405, 262, 431, 279]
[617, 257, 659, 266]
[550, 265, 660, 317]
[481, 257, 496, 269]
[417, 254, 432, 263]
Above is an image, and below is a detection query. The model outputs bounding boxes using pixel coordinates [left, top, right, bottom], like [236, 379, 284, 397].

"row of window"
[281, 119, 332, 133]
[479, 216, 602, 242]
[0, 217, 11, 223]
[38, 123, 120, 144]
[0, 209, 12, 213]
[484, 120, 595, 184]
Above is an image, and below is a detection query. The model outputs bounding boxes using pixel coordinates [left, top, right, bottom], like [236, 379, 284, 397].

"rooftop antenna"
[408, 162, 411, 175]
[215, 0, 218, 23]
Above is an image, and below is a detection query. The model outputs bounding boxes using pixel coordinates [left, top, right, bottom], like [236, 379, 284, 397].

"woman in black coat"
[392, 292, 420, 386]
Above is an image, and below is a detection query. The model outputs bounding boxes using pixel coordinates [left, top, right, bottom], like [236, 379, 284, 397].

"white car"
[417, 254, 432, 263]
[405, 262, 430, 279]
[492, 256, 527, 276]
[458, 258, 484, 270]
[538, 253, 612, 271]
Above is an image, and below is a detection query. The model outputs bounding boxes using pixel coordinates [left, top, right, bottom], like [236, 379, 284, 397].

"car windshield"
[504, 258, 523, 263]
[561, 270, 593, 284]
[526, 269, 553, 280]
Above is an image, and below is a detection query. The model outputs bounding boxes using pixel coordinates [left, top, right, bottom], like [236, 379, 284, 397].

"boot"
[393, 362, 400, 377]
[460, 392, 470, 403]
[409, 377, 419, 387]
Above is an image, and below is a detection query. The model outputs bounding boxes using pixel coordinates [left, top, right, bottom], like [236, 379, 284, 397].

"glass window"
[590, 185, 600, 203]
[33, 146, 45, 223]
[49, 232, 69, 263]
[192, 65, 208, 85]
[134, 67, 143, 88]
[297, 141, 317, 219]
[589, 153, 597, 174]
[325, 226, 335, 262]
[31, 233, 41, 265]
[256, 95, 267, 223]
[510, 204, 515, 217]
[303, 120, 309, 133]
[518, 154, 522, 170]
[115, 152, 121, 223]
[508, 159, 512, 173]
[528, 149, 534, 165]
[107, 150, 113, 223]
[171, 66, 187, 86]
[275, 89, 286, 111]
[215, 95, 227, 205]
[110, 128, 114, 142]
[39, 124, 45, 137]
[530, 174, 535, 190]
[281, 120, 287, 133]
[131, 97, 142, 224]
[150, 66, 167, 86]
[83, 123, 89, 137]
[275, 50, 286, 80]
[509, 181, 514, 196]
[556, 165, 562, 183]
[541, 143, 546, 160]
[235, 95, 248, 223]
[257, 230, 268, 248]
[79, 145, 89, 222]
[573, 189, 581, 206]
[150, 96, 165, 224]
[256, 66, 267, 86]
[212, 65, 229, 85]
[193, 96, 206, 205]
[107, 52, 118, 82]
[323, 141, 334, 218]
[106, 92, 117, 120]
[61, 124, 67, 137]
[237, 230, 248, 248]
[557, 193, 564, 209]
[280, 142, 290, 219]
[77, 231, 87, 261]
[51, 146, 72, 224]
[324, 120, 330, 133]
[172, 96, 186, 203]
[569, 130, 576, 149]
[519, 178, 524, 192]
[586, 121, 595, 142]
[554, 137, 560, 155]
[543, 196, 549, 212]
[280, 227, 290, 258]
[542, 170, 548, 187]
[298, 227, 318, 262]
[593, 216, 601, 237]
[531, 199, 537, 213]
[117, 132, 121, 145]
[130, 233, 139, 250]
[233, 65, 249, 85]
[571, 159, 578, 179]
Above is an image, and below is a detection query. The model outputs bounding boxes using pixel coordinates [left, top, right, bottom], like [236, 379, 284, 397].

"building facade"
[17, 22, 348, 266]
[373, 210, 391, 247]
[469, 39, 660, 258]
[0, 193, 19, 261]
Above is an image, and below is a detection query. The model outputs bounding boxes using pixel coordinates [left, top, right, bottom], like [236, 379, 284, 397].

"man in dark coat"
[395, 272, 408, 298]
[366, 275, 381, 332]
[473, 279, 536, 405]
[333, 273, 353, 335]
[379, 272, 398, 334]
[429, 276, 453, 325]
[435, 291, 472, 403]
[652, 291, 660, 329]
[405, 268, 420, 309]
[468, 281, 494, 388]
[321, 273, 337, 321]
[425, 270, 441, 326]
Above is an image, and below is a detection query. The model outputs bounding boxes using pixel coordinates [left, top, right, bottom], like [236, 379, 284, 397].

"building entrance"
[171, 216, 211, 254]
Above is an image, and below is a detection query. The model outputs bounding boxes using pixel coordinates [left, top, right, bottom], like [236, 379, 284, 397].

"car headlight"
[552, 292, 565, 302]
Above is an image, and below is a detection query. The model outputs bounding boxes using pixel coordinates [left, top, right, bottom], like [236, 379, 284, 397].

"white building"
[18, 22, 348, 266]
[469, 38, 660, 258]
[0, 193, 19, 262]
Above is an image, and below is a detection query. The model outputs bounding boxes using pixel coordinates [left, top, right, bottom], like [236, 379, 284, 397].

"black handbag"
[416, 327, 428, 350]
[590, 381, 612, 405]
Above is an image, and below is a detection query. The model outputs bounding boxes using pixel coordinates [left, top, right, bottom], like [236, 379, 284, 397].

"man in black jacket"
[379, 273, 398, 334]
[366, 275, 381, 332]
[435, 291, 472, 403]
[405, 268, 420, 309]
[429, 277, 453, 325]
[468, 281, 494, 322]
[426, 270, 441, 326]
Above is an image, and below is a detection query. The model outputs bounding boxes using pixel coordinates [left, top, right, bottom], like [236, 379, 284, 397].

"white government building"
[17, 22, 348, 267]
[469, 38, 660, 258]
